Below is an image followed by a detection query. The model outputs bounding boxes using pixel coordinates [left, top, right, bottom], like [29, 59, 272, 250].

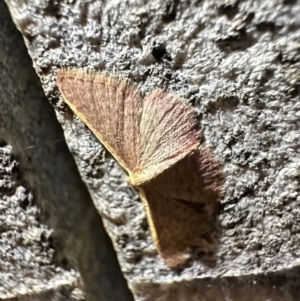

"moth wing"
[145, 147, 224, 204]
[132, 90, 199, 185]
[140, 187, 210, 267]
[57, 69, 142, 172]
[139, 148, 224, 267]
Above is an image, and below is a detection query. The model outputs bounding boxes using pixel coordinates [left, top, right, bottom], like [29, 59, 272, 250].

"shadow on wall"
[0, 1, 133, 301]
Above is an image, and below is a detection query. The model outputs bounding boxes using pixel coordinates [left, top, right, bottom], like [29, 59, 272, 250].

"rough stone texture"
[0, 145, 82, 300]
[0, 1, 133, 300]
[4, 0, 300, 300]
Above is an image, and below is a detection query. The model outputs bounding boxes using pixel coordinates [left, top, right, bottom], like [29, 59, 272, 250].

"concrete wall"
[2, 0, 300, 300]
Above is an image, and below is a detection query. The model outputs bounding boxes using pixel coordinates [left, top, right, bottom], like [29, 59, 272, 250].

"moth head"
[126, 171, 143, 188]
[126, 174, 138, 188]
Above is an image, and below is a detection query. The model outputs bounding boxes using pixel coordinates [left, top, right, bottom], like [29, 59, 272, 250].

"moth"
[57, 69, 224, 267]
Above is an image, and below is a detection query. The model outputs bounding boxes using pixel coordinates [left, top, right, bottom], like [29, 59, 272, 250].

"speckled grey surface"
[4, 0, 300, 299]
[0, 145, 82, 300]
[0, 1, 133, 300]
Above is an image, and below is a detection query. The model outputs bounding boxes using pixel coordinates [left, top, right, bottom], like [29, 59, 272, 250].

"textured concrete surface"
[0, 145, 82, 300]
[0, 1, 133, 300]
[4, 0, 300, 300]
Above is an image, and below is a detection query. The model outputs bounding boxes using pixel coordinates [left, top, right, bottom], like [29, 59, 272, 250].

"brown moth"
[57, 69, 224, 267]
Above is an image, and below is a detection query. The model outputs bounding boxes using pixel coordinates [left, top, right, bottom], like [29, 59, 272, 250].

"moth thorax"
[127, 174, 137, 188]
